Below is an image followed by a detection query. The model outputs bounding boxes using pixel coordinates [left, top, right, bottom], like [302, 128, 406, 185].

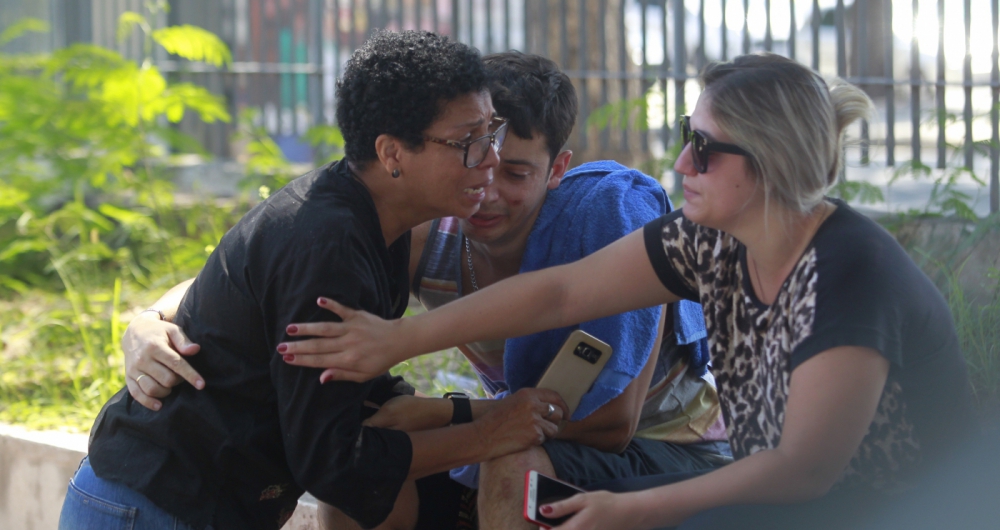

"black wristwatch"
[444, 392, 472, 425]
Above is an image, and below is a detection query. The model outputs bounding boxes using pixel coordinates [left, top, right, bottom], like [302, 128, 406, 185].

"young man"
[124, 52, 729, 530]
[365, 52, 731, 530]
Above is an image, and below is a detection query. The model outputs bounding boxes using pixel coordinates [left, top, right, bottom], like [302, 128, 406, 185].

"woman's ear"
[375, 134, 403, 176]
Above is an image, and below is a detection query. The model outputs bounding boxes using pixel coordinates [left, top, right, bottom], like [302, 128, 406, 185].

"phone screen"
[530, 473, 585, 527]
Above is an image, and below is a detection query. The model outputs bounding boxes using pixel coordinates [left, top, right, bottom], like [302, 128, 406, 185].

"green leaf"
[160, 83, 230, 123]
[832, 180, 884, 204]
[0, 18, 49, 48]
[50, 44, 131, 89]
[0, 239, 49, 261]
[116, 12, 149, 44]
[97, 204, 153, 227]
[152, 25, 232, 67]
[889, 159, 932, 185]
[0, 275, 29, 293]
[587, 96, 649, 132]
[0, 187, 29, 209]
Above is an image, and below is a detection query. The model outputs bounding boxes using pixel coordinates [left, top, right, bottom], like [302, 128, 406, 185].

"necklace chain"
[463, 235, 480, 292]
[750, 254, 767, 302]
[749, 202, 833, 303]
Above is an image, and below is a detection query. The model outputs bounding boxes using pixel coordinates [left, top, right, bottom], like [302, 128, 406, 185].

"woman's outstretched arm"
[281, 229, 680, 382]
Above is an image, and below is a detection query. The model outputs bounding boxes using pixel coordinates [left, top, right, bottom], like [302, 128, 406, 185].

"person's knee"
[317, 481, 418, 530]
[481, 445, 554, 500]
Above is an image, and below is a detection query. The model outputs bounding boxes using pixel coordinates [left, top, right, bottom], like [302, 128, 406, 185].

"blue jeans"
[58, 457, 200, 530]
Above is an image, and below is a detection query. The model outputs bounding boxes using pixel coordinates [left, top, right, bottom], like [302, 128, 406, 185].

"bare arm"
[367, 322, 661, 453]
[150, 278, 195, 322]
[553, 305, 666, 452]
[283, 229, 680, 382]
[404, 388, 569, 480]
[123, 278, 204, 410]
[545, 346, 891, 529]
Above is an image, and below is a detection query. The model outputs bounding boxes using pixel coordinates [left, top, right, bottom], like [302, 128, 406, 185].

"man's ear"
[374, 134, 403, 176]
[546, 150, 573, 190]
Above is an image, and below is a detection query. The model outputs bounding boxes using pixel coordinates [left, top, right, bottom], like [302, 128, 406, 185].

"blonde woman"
[281, 53, 977, 529]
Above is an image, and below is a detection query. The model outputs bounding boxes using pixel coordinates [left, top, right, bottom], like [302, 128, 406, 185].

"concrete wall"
[0, 424, 318, 530]
[0, 425, 86, 530]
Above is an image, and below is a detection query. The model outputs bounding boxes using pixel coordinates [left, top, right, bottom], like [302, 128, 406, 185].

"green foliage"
[586, 94, 650, 133]
[152, 26, 232, 68]
[887, 161, 988, 222]
[829, 179, 885, 205]
[947, 265, 1000, 416]
[0, 4, 351, 430]
[0, 17, 49, 47]
[0, 8, 246, 431]
[237, 108, 344, 197]
[388, 310, 484, 397]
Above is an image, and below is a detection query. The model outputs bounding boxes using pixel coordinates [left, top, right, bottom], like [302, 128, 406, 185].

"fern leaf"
[161, 83, 231, 123]
[117, 12, 149, 44]
[152, 25, 232, 67]
[0, 18, 49, 47]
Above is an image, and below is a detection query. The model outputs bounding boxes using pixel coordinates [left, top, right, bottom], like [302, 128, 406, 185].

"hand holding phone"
[523, 470, 586, 529]
[535, 330, 612, 417]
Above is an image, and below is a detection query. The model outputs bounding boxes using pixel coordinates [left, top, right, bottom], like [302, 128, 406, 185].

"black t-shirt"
[88, 160, 413, 530]
[642, 200, 976, 491]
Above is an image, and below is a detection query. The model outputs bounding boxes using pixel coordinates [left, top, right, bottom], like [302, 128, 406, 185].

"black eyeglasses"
[680, 115, 751, 173]
[424, 117, 509, 168]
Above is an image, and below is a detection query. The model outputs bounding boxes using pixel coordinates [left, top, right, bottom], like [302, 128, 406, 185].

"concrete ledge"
[0, 424, 318, 530]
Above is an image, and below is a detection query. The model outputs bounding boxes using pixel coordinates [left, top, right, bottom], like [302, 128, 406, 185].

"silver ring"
[135, 374, 148, 386]
[545, 403, 555, 419]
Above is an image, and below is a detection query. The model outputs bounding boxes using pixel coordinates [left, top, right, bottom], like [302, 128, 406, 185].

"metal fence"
[1, 0, 998, 212]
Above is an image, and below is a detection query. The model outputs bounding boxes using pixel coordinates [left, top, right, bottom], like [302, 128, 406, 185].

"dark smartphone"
[523, 470, 586, 529]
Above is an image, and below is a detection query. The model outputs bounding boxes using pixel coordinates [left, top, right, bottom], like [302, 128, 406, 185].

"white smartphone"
[535, 329, 613, 417]
[523, 470, 586, 529]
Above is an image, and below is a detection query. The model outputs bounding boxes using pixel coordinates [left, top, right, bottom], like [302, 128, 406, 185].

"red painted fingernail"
[277, 343, 288, 353]
[319, 373, 332, 384]
[540, 505, 553, 514]
[317, 297, 327, 305]
[283, 354, 294, 362]
[287, 325, 298, 333]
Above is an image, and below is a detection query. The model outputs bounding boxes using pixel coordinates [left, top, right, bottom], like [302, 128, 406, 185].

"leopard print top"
[641, 205, 974, 491]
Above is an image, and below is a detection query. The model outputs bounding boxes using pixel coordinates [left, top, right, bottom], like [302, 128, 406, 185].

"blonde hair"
[700, 53, 874, 213]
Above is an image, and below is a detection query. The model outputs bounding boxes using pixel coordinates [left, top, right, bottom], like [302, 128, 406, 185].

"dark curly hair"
[483, 51, 578, 164]
[336, 30, 488, 165]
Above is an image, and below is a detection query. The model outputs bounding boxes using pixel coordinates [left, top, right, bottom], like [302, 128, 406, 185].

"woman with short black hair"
[59, 30, 566, 530]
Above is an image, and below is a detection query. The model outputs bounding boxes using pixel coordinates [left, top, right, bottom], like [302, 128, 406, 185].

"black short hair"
[483, 52, 578, 164]
[336, 30, 487, 165]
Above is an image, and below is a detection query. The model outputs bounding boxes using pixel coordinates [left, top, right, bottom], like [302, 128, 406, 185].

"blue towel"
[675, 300, 709, 376]
[504, 161, 666, 421]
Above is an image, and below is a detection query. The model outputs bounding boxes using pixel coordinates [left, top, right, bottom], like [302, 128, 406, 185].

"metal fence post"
[992, 0, 1000, 213]
[910, 0, 922, 166]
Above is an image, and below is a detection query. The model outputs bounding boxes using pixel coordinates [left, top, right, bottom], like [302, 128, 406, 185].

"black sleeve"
[789, 223, 909, 371]
[642, 211, 700, 301]
[260, 228, 412, 529]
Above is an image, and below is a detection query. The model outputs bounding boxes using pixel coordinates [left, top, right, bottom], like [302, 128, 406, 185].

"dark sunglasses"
[680, 115, 751, 173]
[424, 117, 509, 168]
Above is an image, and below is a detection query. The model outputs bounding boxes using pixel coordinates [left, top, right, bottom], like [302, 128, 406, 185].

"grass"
[887, 213, 1000, 430]
[938, 264, 1000, 430]
[0, 287, 125, 431]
